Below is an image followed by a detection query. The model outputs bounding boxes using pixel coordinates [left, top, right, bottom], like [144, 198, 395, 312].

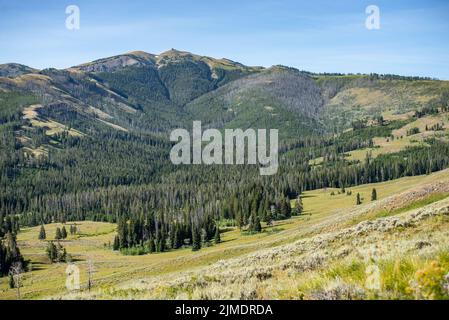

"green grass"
[1, 169, 449, 299]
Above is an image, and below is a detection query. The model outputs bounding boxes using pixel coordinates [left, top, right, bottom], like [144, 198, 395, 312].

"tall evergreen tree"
[0, 233, 26, 277]
[371, 188, 378, 201]
[294, 196, 303, 216]
[148, 233, 156, 253]
[38, 225, 46, 240]
[253, 215, 262, 233]
[55, 227, 62, 240]
[248, 214, 262, 233]
[8, 273, 15, 289]
[214, 225, 221, 244]
[61, 226, 68, 239]
[46, 241, 67, 263]
[46, 242, 57, 263]
[191, 227, 201, 251]
[112, 235, 120, 251]
[69, 224, 77, 235]
[279, 198, 291, 219]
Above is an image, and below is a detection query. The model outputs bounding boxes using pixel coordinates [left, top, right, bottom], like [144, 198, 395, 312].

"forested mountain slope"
[186, 66, 325, 139]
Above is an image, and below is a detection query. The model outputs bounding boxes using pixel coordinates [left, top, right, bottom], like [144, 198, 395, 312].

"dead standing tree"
[87, 259, 96, 292]
[9, 262, 23, 299]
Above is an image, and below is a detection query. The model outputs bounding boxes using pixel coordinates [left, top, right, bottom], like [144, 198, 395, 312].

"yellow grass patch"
[22, 104, 84, 137]
[345, 113, 449, 162]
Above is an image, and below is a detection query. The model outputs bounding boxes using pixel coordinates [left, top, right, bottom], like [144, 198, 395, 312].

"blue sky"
[1, 0, 448, 79]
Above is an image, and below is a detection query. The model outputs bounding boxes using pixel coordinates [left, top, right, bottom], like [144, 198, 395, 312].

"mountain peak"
[72, 51, 156, 73]
[159, 48, 195, 58]
[126, 50, 155, 60]
[0, 63, 38, 78]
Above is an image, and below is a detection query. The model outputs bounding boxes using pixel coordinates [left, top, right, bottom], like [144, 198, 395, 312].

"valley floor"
[1, 170, 449, 299]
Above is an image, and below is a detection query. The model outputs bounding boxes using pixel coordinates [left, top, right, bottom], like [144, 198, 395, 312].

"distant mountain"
[73, 49, 263, 108]
[0, 63, 38, 78]
[1, 49, 448, 141]
[0, 50, 322, 138]
[186, 65, 325, 138]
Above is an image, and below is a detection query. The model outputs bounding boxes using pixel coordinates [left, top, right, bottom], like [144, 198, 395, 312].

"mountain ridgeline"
[1, 49, 449, 254]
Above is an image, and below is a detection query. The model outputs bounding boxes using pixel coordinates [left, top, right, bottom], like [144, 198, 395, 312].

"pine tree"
[0, 233, 25, 276]
[264, 208, 273, 225]
[279, 198, 291, 219]
[8, 273, 15, 289]
[371, 188, 378, 201]
[271, 204, 280, 220]
[191, 227, 201, 251]
[46, 242, 57, 262]
[214, 225, 221, 244]
[38, 225, 46, 240]
[236, 212, 244, 230]
[294, 196, 303, 215]
[46, 241, 67, 263]
[56, 242, 67, 262]
[112, 235, 120, 251]
[157, 231, 166, 252]
[55, 227, 62, 240]
[172, 225, 182, 249]
[248, 214, 262, 233]
[253, 215, 262, 232]
[148, 233, 156, 253]
[285, 197, 292, 218]
[117, 218, 128, 248]
[155, 230, 161, 252]
[61, 226, 67, 239]
[0, 241, 5, 276]
[70, 224, 77, 235]
[356, 193, 362, 205]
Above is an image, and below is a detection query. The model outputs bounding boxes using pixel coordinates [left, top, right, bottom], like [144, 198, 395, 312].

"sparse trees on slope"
[69, 224, 77, 235]
[46, 241, 57, 262]
[46, 241, 67, 263]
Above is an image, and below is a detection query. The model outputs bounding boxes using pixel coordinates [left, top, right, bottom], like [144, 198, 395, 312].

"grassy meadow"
[1, 169, 449, 299]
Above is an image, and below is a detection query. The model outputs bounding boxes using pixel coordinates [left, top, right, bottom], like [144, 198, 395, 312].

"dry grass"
[345, 112, 449, 162]
[22, 104, 84, 137]
[1, 170, 448, 300]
